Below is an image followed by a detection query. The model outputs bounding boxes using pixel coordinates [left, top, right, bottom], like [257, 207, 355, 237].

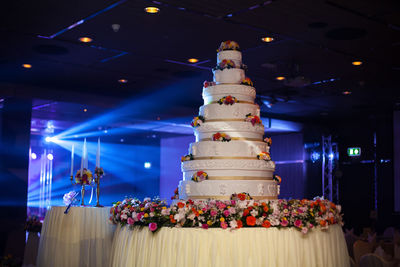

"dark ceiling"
[1, 0, 400, 123]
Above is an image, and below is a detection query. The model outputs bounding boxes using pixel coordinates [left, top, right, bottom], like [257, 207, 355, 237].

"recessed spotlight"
[261, 37, 274, 42]
[22, 64, 32, 69]
[275, 76, 285, 81]
[342, 91, 352, 95]
[188, 58, 199, 63]
[83, 108, 88, 112]
[145, 7, 160, 13]
[79, 37, 93, 43]
[118, 79, 128, 83]
[352, 61, 362, 66]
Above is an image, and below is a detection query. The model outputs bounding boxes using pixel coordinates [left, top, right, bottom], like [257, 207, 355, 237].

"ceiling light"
[145, 7, 160, 13]
[342, 91, 352, 95]
[83, 108, 88, 112]
[22, 64, 32, 69]
[118, 79, 128, 83]
[275, 76, 285, 81]
[352, 61, 362, 66]
[261, 37, 274, 42]
[79, 37, 93, 43]
[188, 58, 199, 63]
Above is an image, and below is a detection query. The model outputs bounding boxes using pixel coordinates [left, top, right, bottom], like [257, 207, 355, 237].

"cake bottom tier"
[179, 179, 279, 200]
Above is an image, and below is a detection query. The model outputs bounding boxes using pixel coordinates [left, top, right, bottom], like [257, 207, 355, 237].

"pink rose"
[149, 222, 157, 232]
[301, 227, 309, 234]
[202, 224, 209, 229]
[280, 219, 288, 227]
[137, 213, 142, 220]
[127, 217, 134, 225]
[210, 210, 217, 216]
[220, 221, 228, 229]
[223, 210, 230, 217]
[294, 219, 302, 228]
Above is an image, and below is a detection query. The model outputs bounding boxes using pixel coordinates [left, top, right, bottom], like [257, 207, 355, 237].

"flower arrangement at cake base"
[109, 196, 343, 234]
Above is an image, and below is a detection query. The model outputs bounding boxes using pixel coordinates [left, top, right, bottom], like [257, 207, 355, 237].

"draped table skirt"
[109, 224, 349, 267]
[36, 206, 115, 267]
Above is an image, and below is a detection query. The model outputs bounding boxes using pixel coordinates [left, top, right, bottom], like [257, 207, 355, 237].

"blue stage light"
[45, 136, 58, 143]
[47, 154, 54, 161]
[31, 152, 37, 160]
[45, 136, 52, 142]
[329, 153, 334, 160]
[144, 162, 151, 169]
[311, 151, 320, 163]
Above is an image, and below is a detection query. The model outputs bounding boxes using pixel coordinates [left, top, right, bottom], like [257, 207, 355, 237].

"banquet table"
[109, 224, 350, 267]
[36, 206, 115, 267]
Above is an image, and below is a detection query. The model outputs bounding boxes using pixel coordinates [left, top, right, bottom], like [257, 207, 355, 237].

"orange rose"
[262, 220, 271, 228]
[246, 216, 256, 226]
[263, 206, 269, 212]
[320, 220, 327, 227]
[177, 202, 185, 209]
[328, 217, 334, 224]
[169, 215, 176, 223]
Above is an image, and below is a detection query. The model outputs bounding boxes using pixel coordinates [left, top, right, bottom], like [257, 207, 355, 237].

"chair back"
[354, 240, 373, 266]
[359, 253, 396, 267]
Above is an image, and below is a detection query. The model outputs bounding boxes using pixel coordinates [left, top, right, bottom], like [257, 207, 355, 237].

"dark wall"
[0, 97, 32, 258]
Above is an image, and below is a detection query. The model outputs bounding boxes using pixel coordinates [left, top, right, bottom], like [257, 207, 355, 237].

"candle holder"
[94, 167, 104, 207]
[71, 169, 94, 206]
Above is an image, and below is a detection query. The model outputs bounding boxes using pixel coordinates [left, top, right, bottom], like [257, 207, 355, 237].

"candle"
[70, 144, 74, 177]
[80, 139, 86, 178]
[96, 138, 100, 167]
[83, 138, 88, 170]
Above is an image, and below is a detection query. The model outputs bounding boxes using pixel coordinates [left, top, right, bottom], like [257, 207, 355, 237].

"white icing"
[182, 159, 275, 179]
[194, 121, 264, 141]
[213, 68, 245, 84]
[179, 180, 278, 199]
[217, 50, 242, 66]
[199, 103, 260, 120]
[203, 84, 256, 104]
[189, 141, 270, 157]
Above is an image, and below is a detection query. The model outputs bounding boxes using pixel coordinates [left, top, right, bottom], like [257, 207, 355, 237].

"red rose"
[262, 220, 271, 228]
[238, 193, 246, 201]
[246, 216, 256, 226]
[237, 220, 243, 228]
[243, 209, 249, 216]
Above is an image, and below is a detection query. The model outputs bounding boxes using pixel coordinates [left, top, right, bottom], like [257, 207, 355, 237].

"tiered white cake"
[179, 41, 279, 200]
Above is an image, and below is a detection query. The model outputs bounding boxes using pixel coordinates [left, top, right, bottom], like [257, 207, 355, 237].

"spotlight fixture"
[342, 91, 352, 95]
[83, 108, 88, 112]
[188, 58, 199, 63]
[118, 79, 128, 83]
[79, 37, 93, 43]
[144, 162, 152, 169]
[261, 37, 274, 42]
[145, 7, 159, 13]
[352, 61, 362, 66]
[275, 76, 285, 81]
[45, 136, 52, 143]
[22, 64, 32, 69]
[31, 152, 37, 160]
[47, 153, 54, 161]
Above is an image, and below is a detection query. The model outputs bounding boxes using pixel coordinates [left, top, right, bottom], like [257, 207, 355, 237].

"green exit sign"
[348, 147, 361, 157]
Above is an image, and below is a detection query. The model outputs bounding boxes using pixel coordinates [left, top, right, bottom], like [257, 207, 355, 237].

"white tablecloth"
[36, 206, 115, 267]
[109, 224, 350, 267]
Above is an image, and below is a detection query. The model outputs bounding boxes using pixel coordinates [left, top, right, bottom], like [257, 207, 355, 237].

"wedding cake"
[179, 41, 280, 200]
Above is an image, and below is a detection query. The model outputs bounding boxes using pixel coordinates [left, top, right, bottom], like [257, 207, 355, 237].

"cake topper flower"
[171, 187, 179, 200]
[245, 113, 262, 126]
[191, 116, 205, 127]
[181, 154, 194, 162]
[231, 192, 252, 201]
[217, 40, 240, 52]
[257, 151, 271, 161]
[273, 174, 282, 184]
[217, 95, 238, 105]
[192, 171, 208, 182]
[212, 132, 231, 142]
[214, 59, 236, 71]
[263, 137, 272, 146]
[203, 80, 216, 88]
[241, 77, 254, 87]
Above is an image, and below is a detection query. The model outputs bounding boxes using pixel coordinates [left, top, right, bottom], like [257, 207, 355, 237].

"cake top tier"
[216, 40, 240, 52]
